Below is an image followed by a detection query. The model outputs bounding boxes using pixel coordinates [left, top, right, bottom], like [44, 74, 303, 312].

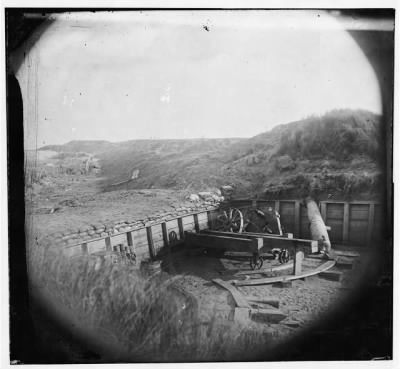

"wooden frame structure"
[185, 229, 318, 273]
[61, 199, 380, 265]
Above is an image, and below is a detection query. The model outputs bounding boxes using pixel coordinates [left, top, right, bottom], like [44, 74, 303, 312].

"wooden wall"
[229, 199, 385, 247]
[63, 200, 385, 260]
[63, 209, 220, 261]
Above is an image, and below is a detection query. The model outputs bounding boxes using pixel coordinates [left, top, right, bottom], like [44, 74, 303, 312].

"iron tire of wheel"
[169, 230, 178, 243]
[279, 249, 290, 264]
[250, 255, 264, 270]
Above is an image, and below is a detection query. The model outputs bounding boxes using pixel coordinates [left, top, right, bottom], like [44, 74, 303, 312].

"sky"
[15, 10, 385, 149]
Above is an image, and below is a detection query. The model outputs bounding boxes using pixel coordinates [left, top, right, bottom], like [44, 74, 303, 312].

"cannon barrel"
[303, 197, 331, 252]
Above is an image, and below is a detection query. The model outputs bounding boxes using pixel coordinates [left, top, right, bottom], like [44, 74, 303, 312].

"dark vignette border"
[5, 7, 394, 363]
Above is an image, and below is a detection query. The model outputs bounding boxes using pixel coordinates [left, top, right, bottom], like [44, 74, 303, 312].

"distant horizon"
[34, 107, 381, 150]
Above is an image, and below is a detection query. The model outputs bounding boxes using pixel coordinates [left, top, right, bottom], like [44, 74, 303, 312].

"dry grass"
[27, 237, 272, 362]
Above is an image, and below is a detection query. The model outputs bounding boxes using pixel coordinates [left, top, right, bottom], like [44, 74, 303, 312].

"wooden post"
[320, 202, 327, 223]
[274, 201, 280, 213]
[294, 201, 300, 238]
[343, 203, 350, 244]
[126, 231, 135, 254]
[193, 213, 200, 233]
[206, 210, 213, 229]
[81, 242, 88, 255]
[293, 249, 304, 276]
[105, 237, 112, 252]
[146, 226, 155, 259]
[367, 203, 375, 247]
[161, 222, 169, 246]
[252, 199, 257, 209]
[127, 231, 133, 246]
[177, 217, 184, 240]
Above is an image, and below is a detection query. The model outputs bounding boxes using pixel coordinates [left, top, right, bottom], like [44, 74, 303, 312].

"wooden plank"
[177, 217, 184, 240]
[250, 308, 287, 323]
[233, 260, 336, 286]
[334, 250, 360, 258]
[161, 222, 169, 246]
[202, 230, 318, 253]
[367, 203, 375, 247]
[320, 200, 381, 205]
[343, 203, 350, 243]
[193, 214, 200, 233]
[350, 204, 370, 220]
[282, 320, 301, 328]
[305, 254, 330, 260]
[326, 203, 345, 219]
[319, 270, 343, 282]
[185, 232, 263, 253]
[294, 201, 301, 237]
[146, 226, 155, 259]
[213, 278, 251, 308]
[336, 256, 354, 265]
[246, 296, 280, 309]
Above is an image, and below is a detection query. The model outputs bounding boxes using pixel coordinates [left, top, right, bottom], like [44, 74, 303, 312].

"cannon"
[187, 205, 317, 270]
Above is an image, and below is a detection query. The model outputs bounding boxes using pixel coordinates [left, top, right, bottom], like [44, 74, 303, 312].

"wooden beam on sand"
[246, 296, 280, 309]
[212, 278, 251, 308]
[334, 250, 360, 258]
[319, 270, 343, 282]
[250, 308, 287, 324]
[336, 256, 355, 269]
[184, 232, 263, 253]
[233, 260, 336, 286]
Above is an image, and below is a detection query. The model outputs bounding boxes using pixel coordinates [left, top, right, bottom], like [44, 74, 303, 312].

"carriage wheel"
[215, 208, 244, 233]
[250, 255, 264, 270]
[169, 230, 178, 243]
[279, 249, 290, 264]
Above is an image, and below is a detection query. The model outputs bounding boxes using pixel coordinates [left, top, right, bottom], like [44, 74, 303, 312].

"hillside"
[39, 109, 386, 201]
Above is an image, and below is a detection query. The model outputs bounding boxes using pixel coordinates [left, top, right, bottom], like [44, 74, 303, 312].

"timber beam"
[201, 230, 318, 253]
[184, 231, 263, 253]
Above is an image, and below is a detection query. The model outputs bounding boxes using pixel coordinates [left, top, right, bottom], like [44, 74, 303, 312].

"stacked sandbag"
[220, 185, 234, 200]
